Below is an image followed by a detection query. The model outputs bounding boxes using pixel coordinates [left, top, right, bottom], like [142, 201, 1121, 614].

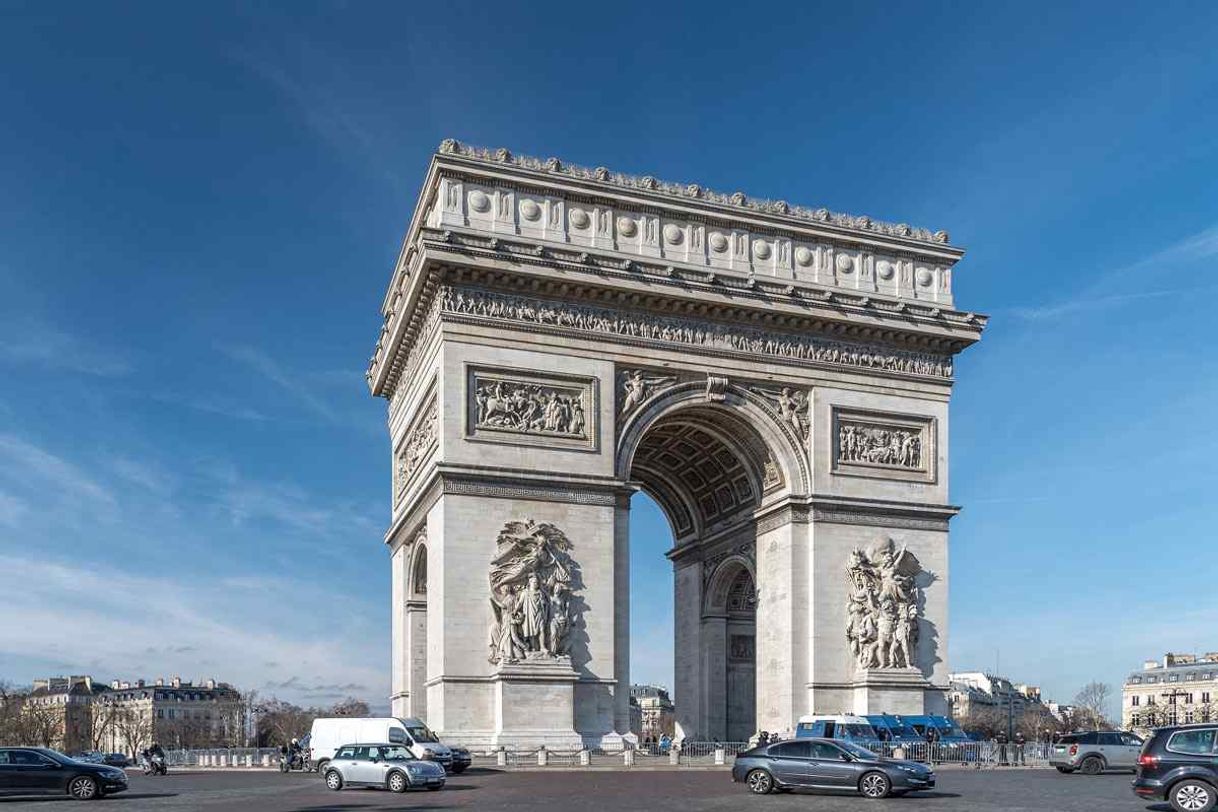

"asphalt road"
[0, 767, 1174, 811]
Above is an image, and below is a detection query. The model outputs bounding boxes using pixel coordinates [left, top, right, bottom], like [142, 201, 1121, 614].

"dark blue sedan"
[732, 738, 935, 798]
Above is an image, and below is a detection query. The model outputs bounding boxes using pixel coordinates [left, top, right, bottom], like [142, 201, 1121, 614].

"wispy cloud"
[1010, 287, 1206, 321]
[1010, 224, 1218, 322]
[151, 391, 272, 423]
[0, 434, 118, 519]
[220, 344, 339, 422]
[0, 555, 386, 705]
[0, 319, 131, 376]
[230, 38, 406, 187]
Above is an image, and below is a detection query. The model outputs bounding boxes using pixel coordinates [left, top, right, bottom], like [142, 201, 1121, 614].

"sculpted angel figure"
[754, 386, 809, 437]
[620, 369, 676, 416]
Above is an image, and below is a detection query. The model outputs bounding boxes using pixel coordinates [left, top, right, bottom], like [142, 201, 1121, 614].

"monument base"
[490, 656, 583, 749]
[851, 668, 931, 715]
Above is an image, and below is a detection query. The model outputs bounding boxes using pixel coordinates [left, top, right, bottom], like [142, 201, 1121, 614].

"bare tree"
[22, 701, 62, 748]
[112, 705, 154, 757]
[329, 698, 369, 717]
[0, 682, 29, 745]
[1073, 682, 1113, 730]
[90, 701, 116, 752]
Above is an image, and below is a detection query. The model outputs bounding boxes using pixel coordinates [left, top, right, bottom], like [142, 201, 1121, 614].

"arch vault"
[368, 141, 986, 748]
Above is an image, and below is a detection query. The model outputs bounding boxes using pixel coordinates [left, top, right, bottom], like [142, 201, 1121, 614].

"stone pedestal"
[491, 656, 583, 748]
[851, 668, 931, 715]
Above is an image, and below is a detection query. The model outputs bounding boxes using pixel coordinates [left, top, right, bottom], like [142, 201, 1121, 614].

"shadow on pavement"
[0, 793, 178, 803]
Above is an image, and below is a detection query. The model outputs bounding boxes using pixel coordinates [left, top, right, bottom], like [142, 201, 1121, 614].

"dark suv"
[1133, 724, 1218, 811]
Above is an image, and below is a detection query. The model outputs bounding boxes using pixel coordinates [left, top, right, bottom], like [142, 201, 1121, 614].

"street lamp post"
[1161, 688, 1189, 727]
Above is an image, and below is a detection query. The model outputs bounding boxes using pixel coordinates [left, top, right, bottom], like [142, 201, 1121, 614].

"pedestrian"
[925, 724, 941, 765]
[758, 731, 770, 747]
[1014, 731, 1026, 766]
[996, 730, 1009, 766]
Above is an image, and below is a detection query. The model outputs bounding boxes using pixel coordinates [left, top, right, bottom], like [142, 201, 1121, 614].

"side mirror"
[840, 753, 853, 762]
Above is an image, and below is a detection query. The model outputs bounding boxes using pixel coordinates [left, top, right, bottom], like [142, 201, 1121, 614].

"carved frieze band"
[832, 408, 936, 483]
[813, 508, 950, 532]
[755, 504, 811, 535]
[467, 366, 598, 451]
[444, 478, 621, 507]
[440, 286, 952, 379]
[394, 393, 438, 504]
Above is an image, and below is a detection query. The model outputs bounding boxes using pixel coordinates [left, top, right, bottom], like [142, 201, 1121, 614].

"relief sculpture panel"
[467, 366, 598, 451]
[832, 408, 935, 483]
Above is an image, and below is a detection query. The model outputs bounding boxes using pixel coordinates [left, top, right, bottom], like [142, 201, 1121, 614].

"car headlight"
[896, 764, 922, 773]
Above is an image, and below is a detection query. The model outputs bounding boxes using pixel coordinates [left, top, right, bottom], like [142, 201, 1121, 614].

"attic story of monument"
[367, 141, 985, 747]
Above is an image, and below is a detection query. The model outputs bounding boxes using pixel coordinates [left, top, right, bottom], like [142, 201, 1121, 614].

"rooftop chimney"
[171, 676, 181, 688]
[155, 678, 164, 687]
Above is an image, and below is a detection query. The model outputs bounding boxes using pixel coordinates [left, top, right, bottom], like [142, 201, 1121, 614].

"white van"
[308, 717, 470, 775]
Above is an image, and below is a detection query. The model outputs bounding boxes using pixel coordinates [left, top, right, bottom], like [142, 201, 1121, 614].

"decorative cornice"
[421, 229, 984, 328]
[439, 139, 951, 246]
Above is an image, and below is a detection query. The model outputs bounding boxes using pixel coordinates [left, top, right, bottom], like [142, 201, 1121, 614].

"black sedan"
[732, 738, 935, 799]
[0, 747, 129, 800]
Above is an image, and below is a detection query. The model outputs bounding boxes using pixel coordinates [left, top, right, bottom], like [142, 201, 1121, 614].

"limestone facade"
[368, 142, 985, 747]
[1125, 652, 1218, 733]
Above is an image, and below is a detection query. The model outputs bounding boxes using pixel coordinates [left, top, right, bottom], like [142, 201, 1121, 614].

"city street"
[0, 768, 1169, 811]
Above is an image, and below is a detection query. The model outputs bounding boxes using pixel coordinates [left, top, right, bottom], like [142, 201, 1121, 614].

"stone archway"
[371, 141, 984, 748]
[616, 384, 806, 740]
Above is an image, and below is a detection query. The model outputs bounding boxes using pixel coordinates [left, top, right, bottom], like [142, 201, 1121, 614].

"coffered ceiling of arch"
[631, 421, 760, 536]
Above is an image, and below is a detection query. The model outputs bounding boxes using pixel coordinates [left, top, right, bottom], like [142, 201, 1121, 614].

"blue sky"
[2, 2, 1217, 717]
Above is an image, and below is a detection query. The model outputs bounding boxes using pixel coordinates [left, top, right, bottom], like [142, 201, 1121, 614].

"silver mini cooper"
[323, 743, 447, 793]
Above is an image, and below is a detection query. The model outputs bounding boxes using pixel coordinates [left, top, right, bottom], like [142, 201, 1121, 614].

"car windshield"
[406, 724, 438, 743]
[837, 741, 877, 759]
[378, 746, 413, 761]
[843, 724, 876, 738]
[889, 724, 917, 737]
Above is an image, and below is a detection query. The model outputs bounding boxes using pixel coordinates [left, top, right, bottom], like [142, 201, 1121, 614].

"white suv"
[322, 743, 446, 793]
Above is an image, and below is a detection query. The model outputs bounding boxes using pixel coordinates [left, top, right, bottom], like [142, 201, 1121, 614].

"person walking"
[1013, 731, 1026, 766]
[925, 724, 941, 765]
[996, 730, 1009, 766]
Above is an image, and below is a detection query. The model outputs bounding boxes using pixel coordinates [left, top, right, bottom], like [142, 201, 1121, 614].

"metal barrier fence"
[163, 740, 1058, 770]
[165, 748, 283, 768]
[876, 741, 1054, 767]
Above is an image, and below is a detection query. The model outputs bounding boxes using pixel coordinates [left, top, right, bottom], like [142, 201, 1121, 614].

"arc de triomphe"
[366, 141, 985, 747]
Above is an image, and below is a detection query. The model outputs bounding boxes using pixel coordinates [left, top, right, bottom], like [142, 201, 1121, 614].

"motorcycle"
[142, 753, 168, 776]
[279, 750, 307, 773]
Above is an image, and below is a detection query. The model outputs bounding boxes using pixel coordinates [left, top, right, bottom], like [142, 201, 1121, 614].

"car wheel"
[387, 771, 409, 793]
[746, 769, 774, 795]
[1055, 766, 1075, 774]
[68, 776, 99, 801]
[1080, 756, 1104, 775]
[859, 771, 892, 799]
[314, 760, 329, 776]
[1171, 780, 1218, 812]
[324, 770, 343, 791]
